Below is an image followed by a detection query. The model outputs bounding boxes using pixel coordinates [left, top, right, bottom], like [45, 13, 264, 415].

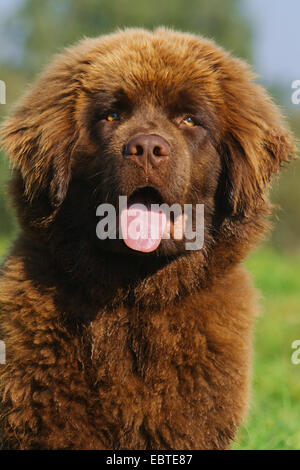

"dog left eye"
[182, 117, 196, 127]
[106, 112, 120, 122]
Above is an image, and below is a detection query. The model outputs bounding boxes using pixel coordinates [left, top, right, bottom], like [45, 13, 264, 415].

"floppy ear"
[218, 57, 296, 216]
[0, 56, 79, 207]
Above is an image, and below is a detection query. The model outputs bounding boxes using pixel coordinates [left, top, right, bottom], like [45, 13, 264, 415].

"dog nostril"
[153, 146, 162, 156]
[135, 145, 143, 156]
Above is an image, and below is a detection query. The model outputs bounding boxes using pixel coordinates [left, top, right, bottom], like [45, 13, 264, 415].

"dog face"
[0, 28, 295, 259]
[72, 33, 225, 256]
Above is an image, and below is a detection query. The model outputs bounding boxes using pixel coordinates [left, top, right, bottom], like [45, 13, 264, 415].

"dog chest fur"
[0, 254, 255, 449]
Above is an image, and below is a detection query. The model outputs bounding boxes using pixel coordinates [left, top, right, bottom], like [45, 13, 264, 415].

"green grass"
[0, 238, 12, 260]
[233, 247, 300, 450]
[1, 239, 300, 449]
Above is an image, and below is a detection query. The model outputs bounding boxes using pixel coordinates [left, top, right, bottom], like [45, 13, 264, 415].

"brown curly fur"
[0, 28, 295, 449]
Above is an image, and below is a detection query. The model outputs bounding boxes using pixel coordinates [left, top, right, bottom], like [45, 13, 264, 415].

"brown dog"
[0, 28, 295, 449]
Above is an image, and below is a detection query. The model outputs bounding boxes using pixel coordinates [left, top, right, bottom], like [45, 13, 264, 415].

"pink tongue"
[120, 204, 167, 253]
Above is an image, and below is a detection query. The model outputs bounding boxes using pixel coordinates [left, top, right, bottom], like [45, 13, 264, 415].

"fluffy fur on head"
[0, 28, 295, 450]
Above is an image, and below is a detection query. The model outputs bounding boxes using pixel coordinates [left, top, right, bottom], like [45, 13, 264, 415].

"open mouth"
[120, 186, 187, 254]
[120, 186, 167, 253]
[127, 186, 164, 207]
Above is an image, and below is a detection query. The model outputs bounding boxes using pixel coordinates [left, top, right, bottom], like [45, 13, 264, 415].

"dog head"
[1, 28, 295, 260]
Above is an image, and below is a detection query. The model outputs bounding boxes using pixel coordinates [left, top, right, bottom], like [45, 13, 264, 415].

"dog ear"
[0, 57, 79, 207]
[218, 56, 296, 216]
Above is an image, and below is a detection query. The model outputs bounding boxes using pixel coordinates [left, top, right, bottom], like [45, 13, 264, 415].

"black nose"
[124, 134, 170, 173]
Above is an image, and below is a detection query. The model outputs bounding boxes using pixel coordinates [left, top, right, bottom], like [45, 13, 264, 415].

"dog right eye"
[106, 112, 120, 122]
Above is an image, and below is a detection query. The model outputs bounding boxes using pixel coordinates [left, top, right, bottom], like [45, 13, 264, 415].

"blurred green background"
[0, 0, 299, 450]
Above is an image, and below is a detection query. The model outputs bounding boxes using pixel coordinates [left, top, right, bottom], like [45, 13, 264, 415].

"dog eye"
[182, 117, 196, 127]
[106, 112, 120, 122]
